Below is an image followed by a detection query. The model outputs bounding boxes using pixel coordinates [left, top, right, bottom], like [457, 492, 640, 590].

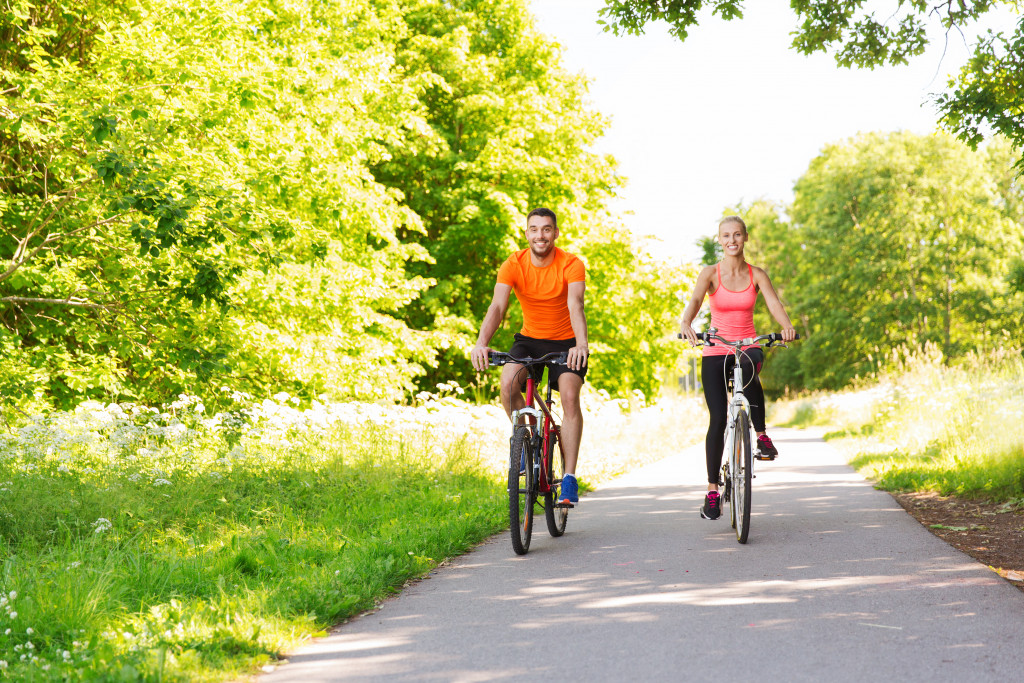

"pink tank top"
[703, 263, 757, 357]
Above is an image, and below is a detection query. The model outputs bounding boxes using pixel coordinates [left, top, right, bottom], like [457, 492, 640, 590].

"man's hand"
[567, 343, 589, 371]
[470, 344, 492, 372]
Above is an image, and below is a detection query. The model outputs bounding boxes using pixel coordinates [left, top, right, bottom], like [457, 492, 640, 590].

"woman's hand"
[680, 321, 699, 346]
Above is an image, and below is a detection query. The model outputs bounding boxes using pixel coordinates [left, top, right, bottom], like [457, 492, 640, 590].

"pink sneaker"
[756, 434, 778, 460]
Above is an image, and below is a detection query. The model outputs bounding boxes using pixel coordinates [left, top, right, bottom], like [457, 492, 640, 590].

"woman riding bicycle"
[679, 216, 796, 520]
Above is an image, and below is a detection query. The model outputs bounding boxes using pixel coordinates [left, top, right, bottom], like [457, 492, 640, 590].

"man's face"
[526, 215, 558, 258]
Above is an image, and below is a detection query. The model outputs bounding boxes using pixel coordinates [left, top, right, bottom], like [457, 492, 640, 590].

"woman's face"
[718, 220, 747, 257]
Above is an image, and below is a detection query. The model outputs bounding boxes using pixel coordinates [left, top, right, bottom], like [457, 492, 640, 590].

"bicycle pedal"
[554, 501, 574, 509]
[753, 453, 776, 461]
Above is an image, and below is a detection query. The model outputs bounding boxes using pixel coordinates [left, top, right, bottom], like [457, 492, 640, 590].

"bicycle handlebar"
[488, 350, 569, 367]
[676, 330, 800, 347]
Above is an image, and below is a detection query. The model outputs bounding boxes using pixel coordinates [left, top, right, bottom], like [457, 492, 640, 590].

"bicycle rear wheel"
[732, 411, 753, 543]
[509, 425, 535, 555]
[544, 430, 568, 537]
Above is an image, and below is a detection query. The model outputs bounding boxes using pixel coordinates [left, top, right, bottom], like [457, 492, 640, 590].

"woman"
[679, 216, 796, 521]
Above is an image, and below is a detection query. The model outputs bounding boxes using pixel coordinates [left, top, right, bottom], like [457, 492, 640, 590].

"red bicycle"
[488, 351, 570, 555]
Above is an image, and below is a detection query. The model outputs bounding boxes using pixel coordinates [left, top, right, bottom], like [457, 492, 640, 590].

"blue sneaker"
[559, 474, 579, 505]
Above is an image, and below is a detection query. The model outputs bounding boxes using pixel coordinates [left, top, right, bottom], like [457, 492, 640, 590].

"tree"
[785, 131, 1021, 389]
[373, 0, 669, 397]
[597, 2, 1024, 166]
[575, 220, 696, 400]
[1, 0, 438, 410]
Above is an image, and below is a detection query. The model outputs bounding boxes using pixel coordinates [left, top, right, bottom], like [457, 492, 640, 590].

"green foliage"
[577, 225, 696, 399]
[598, 1, 1001, 65]
[772, 131, 1023, 390]
[937, 17, 1024, 169]
[696, 234, 721, 266]
[1, 0, 442, 411]
[371, 0, 632, 394]
[2, 0, 677, 411]
[780, 346, 1024, 503]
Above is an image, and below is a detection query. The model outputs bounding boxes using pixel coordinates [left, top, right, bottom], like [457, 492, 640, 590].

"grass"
[0, 386, 701, 681]
[770, 345, 1024, 504]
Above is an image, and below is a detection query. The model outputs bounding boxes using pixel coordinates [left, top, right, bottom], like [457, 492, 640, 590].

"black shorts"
[508, 333, 587, 393]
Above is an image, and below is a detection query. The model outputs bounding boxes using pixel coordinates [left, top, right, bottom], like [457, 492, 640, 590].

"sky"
[528, 0, 1019, 262]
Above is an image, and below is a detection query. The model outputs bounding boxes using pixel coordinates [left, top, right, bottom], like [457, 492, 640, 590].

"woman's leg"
[740, 348, 766, 432]
[701, 355, 729, 488]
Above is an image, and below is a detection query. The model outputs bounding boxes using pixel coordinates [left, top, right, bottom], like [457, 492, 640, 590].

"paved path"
[261, 428, 1022, 682]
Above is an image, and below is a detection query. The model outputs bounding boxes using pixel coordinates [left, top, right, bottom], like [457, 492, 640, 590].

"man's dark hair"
[527, 207, 557, 228]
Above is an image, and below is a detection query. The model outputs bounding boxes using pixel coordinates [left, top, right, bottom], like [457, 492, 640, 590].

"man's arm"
[566, 280, 588, 371]
[471, 283, 513, 371]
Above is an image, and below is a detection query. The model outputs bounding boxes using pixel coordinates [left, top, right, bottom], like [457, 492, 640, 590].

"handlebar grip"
[488, 351, 509, 366]
[676, 331, 714, 345]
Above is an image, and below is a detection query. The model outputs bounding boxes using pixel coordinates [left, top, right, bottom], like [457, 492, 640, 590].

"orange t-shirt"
[497, 247, 585, 340]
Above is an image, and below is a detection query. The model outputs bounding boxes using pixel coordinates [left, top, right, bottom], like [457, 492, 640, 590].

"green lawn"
[0, 390, 700, 681]
[771, 347, 1024, 504]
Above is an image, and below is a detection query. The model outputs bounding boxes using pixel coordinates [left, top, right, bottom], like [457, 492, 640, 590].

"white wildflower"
[92, 518, 112, 534]
[153, 478, 172, 487]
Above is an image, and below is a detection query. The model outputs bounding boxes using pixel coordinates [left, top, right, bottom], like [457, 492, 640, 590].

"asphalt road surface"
[261, 427, 1022, 682]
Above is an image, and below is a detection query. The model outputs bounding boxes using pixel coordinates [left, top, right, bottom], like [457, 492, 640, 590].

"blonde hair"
[719, 215, 747, 233]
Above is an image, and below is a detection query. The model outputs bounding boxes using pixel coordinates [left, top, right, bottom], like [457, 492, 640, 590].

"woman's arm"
[753, 267, 796, 342]
[679, 265, 715, 345]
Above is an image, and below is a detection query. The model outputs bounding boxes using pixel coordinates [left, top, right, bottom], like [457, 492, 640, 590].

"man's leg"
[556, 372, 584, 474]
[499, 363, 527, 421]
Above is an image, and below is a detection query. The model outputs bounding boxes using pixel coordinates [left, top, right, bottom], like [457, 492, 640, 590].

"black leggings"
[702, 349, 765, 485]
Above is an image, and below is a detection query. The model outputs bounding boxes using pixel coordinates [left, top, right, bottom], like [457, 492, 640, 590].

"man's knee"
[557, 375, 583, 412]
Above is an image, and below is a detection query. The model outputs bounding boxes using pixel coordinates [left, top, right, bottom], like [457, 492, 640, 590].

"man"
[470, 207, 589, 505]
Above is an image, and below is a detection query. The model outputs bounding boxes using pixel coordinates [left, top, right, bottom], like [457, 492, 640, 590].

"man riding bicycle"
[470, 208, 589, 506]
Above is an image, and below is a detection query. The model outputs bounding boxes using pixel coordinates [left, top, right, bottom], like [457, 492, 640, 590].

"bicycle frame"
[512, 374, 560, 496]
[722, 357, 754, 482]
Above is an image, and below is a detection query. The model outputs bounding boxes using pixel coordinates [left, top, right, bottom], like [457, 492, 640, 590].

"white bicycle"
[693, 329, 797, 544]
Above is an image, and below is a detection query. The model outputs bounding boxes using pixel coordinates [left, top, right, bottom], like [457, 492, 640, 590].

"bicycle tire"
[733, 410, 752, 543]
[544, 430, 568, 537]
[509, 425, 534, 555]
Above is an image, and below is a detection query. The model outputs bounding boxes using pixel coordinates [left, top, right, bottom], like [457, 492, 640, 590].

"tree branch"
[0, 296, 107, 309]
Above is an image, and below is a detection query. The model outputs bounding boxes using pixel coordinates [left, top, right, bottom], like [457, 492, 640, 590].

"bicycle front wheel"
[509, 425, 535, 555]
[544, 431, 568, 537]
[732, 410, 753, 544]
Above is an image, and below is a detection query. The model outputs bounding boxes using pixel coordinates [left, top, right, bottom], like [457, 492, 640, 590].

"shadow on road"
[261, 428, 1021, 682]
